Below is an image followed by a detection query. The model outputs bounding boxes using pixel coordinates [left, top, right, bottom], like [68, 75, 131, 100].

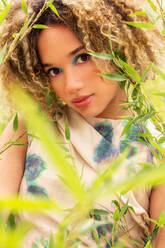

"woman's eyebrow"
[42, 45, 85, 68]
[42, 63, 52, 68]
[69, 45, 85, 56]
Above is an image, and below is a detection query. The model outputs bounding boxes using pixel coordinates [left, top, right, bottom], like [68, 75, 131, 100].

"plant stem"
[0, 131, 27, 156]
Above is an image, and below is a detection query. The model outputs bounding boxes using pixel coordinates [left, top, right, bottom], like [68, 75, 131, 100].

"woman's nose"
[64, 67, 84, 94]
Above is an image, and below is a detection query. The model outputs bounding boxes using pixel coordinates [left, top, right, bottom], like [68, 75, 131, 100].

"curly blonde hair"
[0, 0, 165, 119]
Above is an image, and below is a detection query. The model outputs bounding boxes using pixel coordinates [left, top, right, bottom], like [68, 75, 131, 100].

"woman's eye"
[47, 67, 63, 77]
[74, 53, 90, 65]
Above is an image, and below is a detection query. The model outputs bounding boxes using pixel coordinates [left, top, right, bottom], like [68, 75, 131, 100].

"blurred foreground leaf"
[11, 84, 87, 202]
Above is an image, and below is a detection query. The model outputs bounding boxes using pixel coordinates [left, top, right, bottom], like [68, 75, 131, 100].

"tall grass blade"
[0, 1, 12, 26]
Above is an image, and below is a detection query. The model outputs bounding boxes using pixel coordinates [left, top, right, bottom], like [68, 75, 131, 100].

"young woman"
[0, 0, 165, 247]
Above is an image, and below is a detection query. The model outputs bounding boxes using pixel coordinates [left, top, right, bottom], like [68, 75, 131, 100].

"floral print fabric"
[19, 107, 152, 248]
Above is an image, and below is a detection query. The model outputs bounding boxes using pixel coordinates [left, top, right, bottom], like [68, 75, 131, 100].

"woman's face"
[37, 24, 126, 119]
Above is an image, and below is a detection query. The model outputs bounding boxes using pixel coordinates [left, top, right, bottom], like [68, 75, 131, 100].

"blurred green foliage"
[1, 0, 165, 247]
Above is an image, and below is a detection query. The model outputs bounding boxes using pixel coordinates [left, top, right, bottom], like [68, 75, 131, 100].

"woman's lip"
[72, 94, 94, 108]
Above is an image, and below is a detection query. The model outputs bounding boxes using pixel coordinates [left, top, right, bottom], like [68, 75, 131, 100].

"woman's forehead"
[37, 24, 84, 64]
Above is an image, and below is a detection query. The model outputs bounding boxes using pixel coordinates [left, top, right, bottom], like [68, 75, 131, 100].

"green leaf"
[0, 196, 60, 213]
[132, 85, 140, 100]
[93, 209, 109, 216]
[1, 0, 7, 7]
[157, 137, 165, 144]
[46, 89, 52, 106]
[129, 11, 147, 16]
[158, 211, 165, 227]
[152, 224, 159, 240]
[125, 21, 154, 29]
[120, 118, 134, 137]
[117, 201, 129, 220]
[147, 0, 158, 11]
[120, 80, 126, 89]
[13, 113, 18, 132]
[112, 200, 120, 208]
[152, 64, 165, 81]
[8, 14, 34, 55]
[7, 213, 16, 230]
[128, 206, 136, 214]
[162, 28, 165, 36]
[154, 92, 165, 98]
[113, 208, 120, 222]
[33, 24, 49, 29]
[99, 72, 127, 81]
[89, 52, 113, 60]
[22, 0, 27, 14]
[149, 140, 165, 154]
[48, 3, 60, 17]
[49, 92, 57, 101]
[48, 233, 55, 248]
[141, 64, 152, 82]
[65, 119, 70, 140]
[119, 59, 141, 83]
[0, 1, 12, 26]
[0, 42, 7, 65]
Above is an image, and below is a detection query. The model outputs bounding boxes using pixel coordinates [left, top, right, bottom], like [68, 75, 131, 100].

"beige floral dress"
[19, 107, 153, 248]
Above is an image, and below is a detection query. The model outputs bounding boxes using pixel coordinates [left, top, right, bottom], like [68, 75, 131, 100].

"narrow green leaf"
[131, 239, 145, 246]
[0, 42, 7, 65]
[48, 3, 60, 17]
[152, 224, 159, 240]
[112, 200, 120, 208]
[128, 206, 136, 214]
[46, 89, 52, 106]
[0, 1, 12, 26]
[65, 119, 70, 140]
[113, 208, 120, 222]
[120, 118, 134, 137]
[129, 11, 147, 16]
[132, 85, 139, 100]
[22, 0, 27, 14]
[8, 14, 34, 55]
[152, 64, 165, 81]
[157, 137, 165, 144]
[125, 21, 154, 29]
[162, 28, 165, 36]
[147, 0, 158, 11]
[93, 209, 109, 215]
[0, 196, 60, 213]
[1, 0, 7, 7]
[119, 59, 141, 83]
[156, 14, 161, 22]
[7, 213, 16, 230]
[154, 92, 165, 98]
[48, 233, 55, 248]
[117, 201, 129, 220]
[158, 211, 165, 227]
[13, 113, 18, 132]
[149, 140, 165, 154]
[99, 72, 127, 81]
[120, 80, 126, 89]
[33, 24, 49, 29]
[89, 52, 113, 60]
[141, 64, 152, 81]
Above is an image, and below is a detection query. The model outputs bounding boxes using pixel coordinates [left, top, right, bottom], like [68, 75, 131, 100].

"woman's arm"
[0, 115, 28, 196]
[150, 185, 165, 248]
